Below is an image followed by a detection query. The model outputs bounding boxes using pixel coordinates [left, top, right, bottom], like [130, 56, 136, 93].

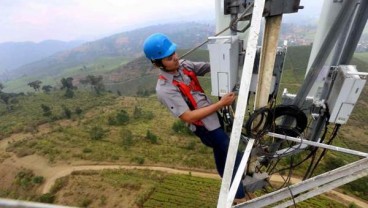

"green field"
[3, 56, 131, 93]
[1, 47, 367, 207]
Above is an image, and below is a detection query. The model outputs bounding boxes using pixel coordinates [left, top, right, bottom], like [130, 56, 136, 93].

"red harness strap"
[159, 68, 204, 126]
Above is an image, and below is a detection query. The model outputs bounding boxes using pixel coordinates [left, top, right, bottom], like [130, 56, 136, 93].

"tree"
[80, 75, 105, 95]
[0, 92, 18, 112]
[28, 80, 42, 91]
[60, 77, 76, 98]
[60, 77, 75, 90]
[64, 88, 74, 98]
[0, 83, 4, 92]
[42, 85, 53, 93]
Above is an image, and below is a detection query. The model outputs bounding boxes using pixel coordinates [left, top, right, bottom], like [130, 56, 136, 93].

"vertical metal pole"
[255, 15, 283, 108]
[217, 0, 265, 207]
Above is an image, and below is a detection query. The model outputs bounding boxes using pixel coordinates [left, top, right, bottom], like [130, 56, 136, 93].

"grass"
[0, 90, 117, 138]
[3, 92, 215, 169]
[144, 174, 220, 208]
[1, 46, 368, 207]
[2, 56, 131, 93]
[47, 169, 221, 208]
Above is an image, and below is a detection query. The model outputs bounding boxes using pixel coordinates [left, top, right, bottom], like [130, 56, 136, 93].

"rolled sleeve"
[157, 87, 189, 118]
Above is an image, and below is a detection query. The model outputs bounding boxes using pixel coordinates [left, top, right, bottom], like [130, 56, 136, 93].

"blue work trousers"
[194, 126, 245, 199]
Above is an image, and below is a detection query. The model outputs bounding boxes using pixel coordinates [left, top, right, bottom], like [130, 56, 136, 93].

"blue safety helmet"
[143, 33, 177, 60]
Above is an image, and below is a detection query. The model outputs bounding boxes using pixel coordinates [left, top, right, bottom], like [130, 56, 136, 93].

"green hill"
[0, 47, 367, 207]
[3, 23, 215, 91]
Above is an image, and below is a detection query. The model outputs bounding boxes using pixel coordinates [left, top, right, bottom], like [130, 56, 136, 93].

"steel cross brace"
[234, 157, 368, 208]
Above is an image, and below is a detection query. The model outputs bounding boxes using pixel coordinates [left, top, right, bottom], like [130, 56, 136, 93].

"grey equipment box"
[327, 65, 367, 124]
[208, 36, 239, 97]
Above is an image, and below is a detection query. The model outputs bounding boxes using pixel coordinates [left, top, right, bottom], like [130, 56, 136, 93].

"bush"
[116, 110, 129, 124]
[107, 116, 117, 125]
[83, 148, 92, 153]
[143, 111, 154, 120]
[146, 130, 158, 144]
[172, 120, 192, 135]
[75, 107, 83, 115]
[62, 105, 72, 119]
[15, 169, 34, 188]
[64, 88, 74, 98]
[343, 177, 368, 200]
[78, 197, 92, 207]
[89, 126, 108, 140]
[32, 176, 44, 184]
[121, 129, 133, 149]
[40, 104, 52, 117]
[324, 156, 346, 171]
[39, 193, 55, 203]
[133, 106, 154, 120]
[131, 156, 145, 165]
[349, 203, 358, 208]
[108, 110, 130, 125]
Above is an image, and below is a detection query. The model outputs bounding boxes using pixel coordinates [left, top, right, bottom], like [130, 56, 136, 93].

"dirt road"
[1, 130, 367, 208]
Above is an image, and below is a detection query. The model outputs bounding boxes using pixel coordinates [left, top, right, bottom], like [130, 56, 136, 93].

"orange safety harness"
[159, 68, 204, 126]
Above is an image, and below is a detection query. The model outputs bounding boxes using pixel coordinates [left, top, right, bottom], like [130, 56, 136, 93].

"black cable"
[302, 120, 330, 180]
[305, 124, 341, 179]
[273, 105, 308, 137]
[244, 107, 273, 139]
[287, 185, 297, 208]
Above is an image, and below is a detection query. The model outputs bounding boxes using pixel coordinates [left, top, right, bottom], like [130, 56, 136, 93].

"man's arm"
[179, 92, 235, 123]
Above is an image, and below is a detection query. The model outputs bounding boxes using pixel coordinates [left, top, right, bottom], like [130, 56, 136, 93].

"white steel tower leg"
[306, 0, 346, 98]
[216, 0, 265, 207]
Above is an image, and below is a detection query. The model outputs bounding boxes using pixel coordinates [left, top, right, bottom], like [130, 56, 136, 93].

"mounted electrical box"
[327, 65, 367, 124]
[208, 36, 239, 96]
[249, 47, 286, 95]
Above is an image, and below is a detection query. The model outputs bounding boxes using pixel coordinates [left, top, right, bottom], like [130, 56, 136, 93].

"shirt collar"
[159, 68, 182, 83]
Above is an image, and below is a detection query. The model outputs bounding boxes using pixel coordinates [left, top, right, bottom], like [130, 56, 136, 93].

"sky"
[0, 0, 322, 43]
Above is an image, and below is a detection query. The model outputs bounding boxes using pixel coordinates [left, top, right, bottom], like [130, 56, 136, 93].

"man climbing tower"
[143, 33, 247, 204]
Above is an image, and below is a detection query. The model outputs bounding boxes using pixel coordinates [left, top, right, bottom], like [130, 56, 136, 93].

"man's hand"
[180, 92, 236, 123]
[219, 92, 236, 107]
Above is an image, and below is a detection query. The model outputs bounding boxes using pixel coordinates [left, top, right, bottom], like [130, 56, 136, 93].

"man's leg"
[207, 128, 246, 199]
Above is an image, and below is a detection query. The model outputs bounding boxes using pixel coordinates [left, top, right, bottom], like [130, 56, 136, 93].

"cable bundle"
[245, 105, 308, 139]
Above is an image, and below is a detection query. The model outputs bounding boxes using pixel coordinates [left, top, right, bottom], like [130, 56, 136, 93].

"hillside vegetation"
[0, 47, 367, 207]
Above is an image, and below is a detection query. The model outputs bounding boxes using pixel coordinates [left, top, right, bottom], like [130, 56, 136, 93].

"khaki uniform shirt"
[156, 59, 221, 131]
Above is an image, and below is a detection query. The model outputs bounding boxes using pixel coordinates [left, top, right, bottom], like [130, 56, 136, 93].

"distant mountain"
[2, 22, 215, 81]
[0, 40, 84, 74]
